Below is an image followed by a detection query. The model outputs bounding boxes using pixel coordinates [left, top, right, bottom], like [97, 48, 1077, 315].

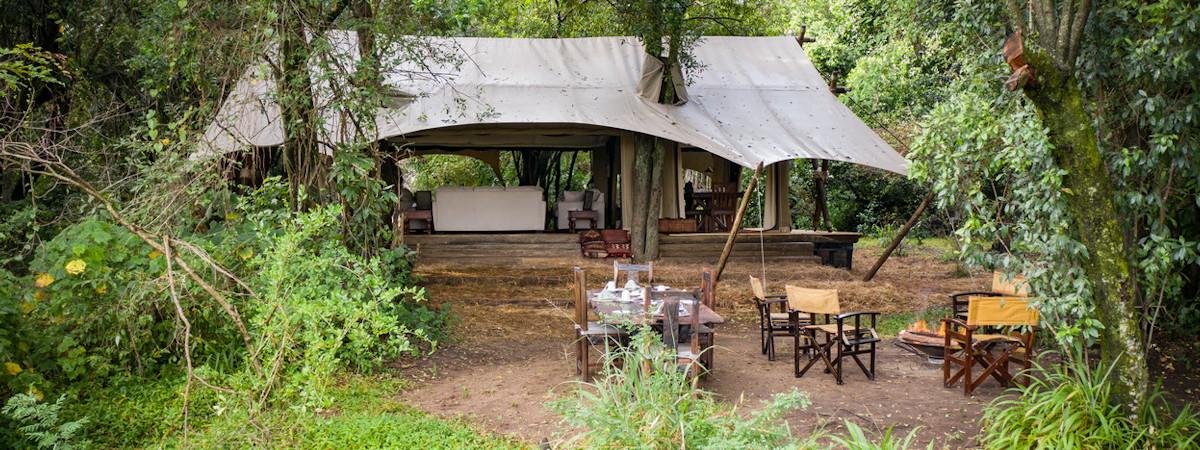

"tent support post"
[862, 191, 934, 282]
[715, 162, 763, 282]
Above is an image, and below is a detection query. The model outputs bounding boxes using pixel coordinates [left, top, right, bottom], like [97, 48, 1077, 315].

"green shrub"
[23, 218, 178, 382]
[551, 330, 815, 449]
[2, 392, 88, 449]
[248, 205, 441, 408]
[981, 354, 1200, 449]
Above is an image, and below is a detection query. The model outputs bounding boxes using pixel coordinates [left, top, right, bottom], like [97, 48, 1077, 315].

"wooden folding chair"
[950, 272, 1030, 320]
[750, 275, 806, 361]
[942, 296, 1038, 395]
[787, 286, 880, 385]
[573, 267, 626, 381]
[613, 260, 653, 285]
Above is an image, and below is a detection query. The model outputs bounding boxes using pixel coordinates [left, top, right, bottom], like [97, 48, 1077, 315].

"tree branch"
[1067, 0, 1091, 65]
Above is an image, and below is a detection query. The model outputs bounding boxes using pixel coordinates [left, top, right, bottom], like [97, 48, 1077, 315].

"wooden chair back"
[574, 267, 588, 331]
[700, 268, 717, 307]
[613, 260, 653, 284]
[785, 286, 840, 315]
[710, 182, 739, 212]
[966, 296, 1038, 327]
[991, 272, 1030, 297]
[749, 275, 767, 300]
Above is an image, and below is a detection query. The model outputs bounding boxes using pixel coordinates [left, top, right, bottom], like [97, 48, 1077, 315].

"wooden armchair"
[951, 272, 1030, 319]
[573, 267, 626, 381]
[750, 275, 805, 361]
[942, 296, 1038, 396]
[787, 286, 880, 385]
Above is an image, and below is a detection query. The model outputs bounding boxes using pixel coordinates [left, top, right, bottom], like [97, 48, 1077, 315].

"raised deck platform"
[404, 230, 859, 268]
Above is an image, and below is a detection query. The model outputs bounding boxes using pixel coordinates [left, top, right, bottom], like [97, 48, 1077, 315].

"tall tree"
[1002, 0, 1147, 414]
[612, 0, 696, 261]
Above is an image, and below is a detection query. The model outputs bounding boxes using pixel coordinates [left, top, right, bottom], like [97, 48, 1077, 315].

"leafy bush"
[2, 392, 88, 449]
[551, 330, 814, 449]
[248, 205, 441, 408]
[23, 218, 181, 382]
[981, 354, 1200, 449]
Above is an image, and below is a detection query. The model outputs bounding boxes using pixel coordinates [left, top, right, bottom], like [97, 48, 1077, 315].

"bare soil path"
[395, 245, 1004, 448]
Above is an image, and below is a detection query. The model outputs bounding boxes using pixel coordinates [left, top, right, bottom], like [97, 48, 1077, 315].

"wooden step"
[661, 255, 823, 264]
[405, 233, 578, 245]
[658, 241, 813, 254]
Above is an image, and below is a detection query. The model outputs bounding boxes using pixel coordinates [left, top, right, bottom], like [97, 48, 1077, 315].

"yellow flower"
[148, 250, 162, 260]
[4, 362, 21, 376]
[160, 138, 171, 146]
[34, 273, 54, 288]
[95, 284, 108, 294]
[33, 290, 45, 301]
[239, 248, 254, 260]
[65, 259, 86, 275]
[30, 386, 43, 401]
[20, 301, 34, 314]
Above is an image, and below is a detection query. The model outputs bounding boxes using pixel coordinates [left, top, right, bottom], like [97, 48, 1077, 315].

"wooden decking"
[404, 230, 859, 267]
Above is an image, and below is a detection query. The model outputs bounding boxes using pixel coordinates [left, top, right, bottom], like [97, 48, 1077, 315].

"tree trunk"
[630, 134, 664, 261]
[276, 0, 324, 210]
[1022, 52, 1147, 415]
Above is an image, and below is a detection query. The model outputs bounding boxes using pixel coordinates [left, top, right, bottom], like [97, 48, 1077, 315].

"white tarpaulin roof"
[201, 34, 907, 175]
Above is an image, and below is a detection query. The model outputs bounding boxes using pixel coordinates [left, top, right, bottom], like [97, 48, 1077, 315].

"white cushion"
[433, 186, 546, 231]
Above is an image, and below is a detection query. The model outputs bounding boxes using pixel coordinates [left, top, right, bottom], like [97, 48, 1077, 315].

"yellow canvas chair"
[941, 296, 1038, 395]
[950, 272, 1030, 319]
[750, 275, 808, 361]
[786, 286, 880, 385]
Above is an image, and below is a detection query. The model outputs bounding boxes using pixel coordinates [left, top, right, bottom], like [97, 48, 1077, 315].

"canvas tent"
[200, 34, 907, 176]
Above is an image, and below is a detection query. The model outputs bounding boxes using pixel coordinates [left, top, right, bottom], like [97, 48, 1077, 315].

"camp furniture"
[942, 296, 1038, 396]
[787, 286, 880, 385]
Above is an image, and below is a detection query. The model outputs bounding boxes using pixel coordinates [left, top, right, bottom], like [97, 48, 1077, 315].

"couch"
[555, 190, 605, 230]
[433, 186, 546, 231]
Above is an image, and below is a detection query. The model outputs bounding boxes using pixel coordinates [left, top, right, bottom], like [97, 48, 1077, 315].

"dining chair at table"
[694, 269, 717, 370]
[786, 286, 880, 385]
[573, 267, 626, 381]
[653, 288, 706, 378]
[707, 182, 739, 232]
[613, 260, 653, 285]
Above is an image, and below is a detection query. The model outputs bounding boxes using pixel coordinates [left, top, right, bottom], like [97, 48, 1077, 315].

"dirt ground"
[392, 244, 1018, 448]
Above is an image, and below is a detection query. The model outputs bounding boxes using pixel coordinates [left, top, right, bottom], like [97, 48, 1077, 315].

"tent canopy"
[201, 34, 907, 175]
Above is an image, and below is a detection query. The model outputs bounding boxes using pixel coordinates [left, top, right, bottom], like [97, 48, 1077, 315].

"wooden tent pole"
[819, 160, 832, 230]
[715, 162, 763, 282]
[862, 191, 934, 282]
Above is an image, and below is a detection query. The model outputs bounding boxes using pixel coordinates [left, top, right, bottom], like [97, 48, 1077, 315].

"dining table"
[588, 286, 725, 326]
